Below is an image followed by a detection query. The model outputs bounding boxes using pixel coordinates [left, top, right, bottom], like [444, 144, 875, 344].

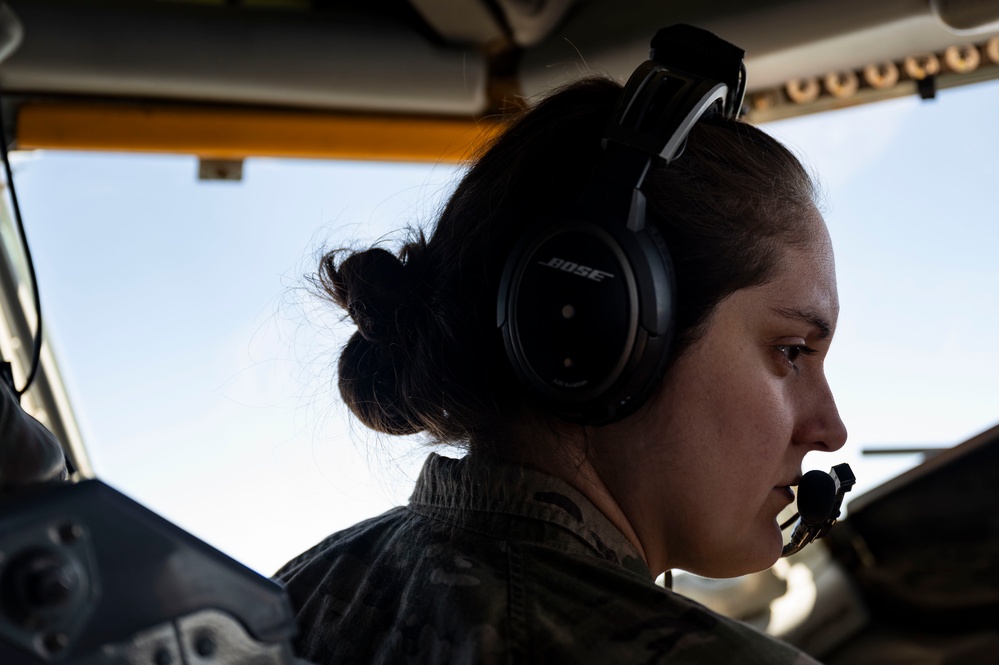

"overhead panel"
[518, 0, 999, 120]
[3, 0, 489, 116]
[408, 0, 506, 45]
[494, 0, 578, 48]
[5, 0, 999, 159]
[746, 35, 999, 122]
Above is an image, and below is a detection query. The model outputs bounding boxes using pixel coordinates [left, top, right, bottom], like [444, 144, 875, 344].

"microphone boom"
[781, 463, 856, 557]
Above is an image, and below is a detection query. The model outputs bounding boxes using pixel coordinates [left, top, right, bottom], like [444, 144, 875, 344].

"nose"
[797, 376, 848, 453]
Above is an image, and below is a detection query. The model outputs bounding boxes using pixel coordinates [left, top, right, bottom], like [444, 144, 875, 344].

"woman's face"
[591, 208, 848, 578]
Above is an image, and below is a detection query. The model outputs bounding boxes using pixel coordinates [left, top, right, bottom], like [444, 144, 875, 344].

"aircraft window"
[5, 77, 998, 575]
[0, 186, 31, 289]
[767, 77, 999, 497]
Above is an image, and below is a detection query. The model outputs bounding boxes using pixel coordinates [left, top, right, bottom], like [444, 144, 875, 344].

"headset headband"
[581, 25, 746, 224]
[497, 25, 747, 424]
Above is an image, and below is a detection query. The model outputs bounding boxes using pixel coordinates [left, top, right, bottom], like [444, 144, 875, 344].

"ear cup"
[496, 26, 744, 425]
[498, 212, 674, 424]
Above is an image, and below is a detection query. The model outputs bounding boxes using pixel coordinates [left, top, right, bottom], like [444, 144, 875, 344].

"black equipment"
[496, 25, 747, 424]
[0, 480, 305, 664]
[782, 463, 856, 557]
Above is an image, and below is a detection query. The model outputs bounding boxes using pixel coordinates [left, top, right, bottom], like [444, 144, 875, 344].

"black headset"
[496, 25, 747, 425]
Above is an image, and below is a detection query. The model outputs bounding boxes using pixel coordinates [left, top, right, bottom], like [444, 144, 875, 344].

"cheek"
[674, 353, 793, 472]
[715, 382, 797, 503]
[654, 354, 794, 549]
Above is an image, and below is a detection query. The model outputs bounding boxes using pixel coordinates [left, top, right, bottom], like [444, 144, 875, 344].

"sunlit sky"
[9, 77, 999, 575]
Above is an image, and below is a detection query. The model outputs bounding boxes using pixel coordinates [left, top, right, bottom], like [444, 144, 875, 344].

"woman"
[274, 47, 847, 663]
[0, 29, 845, 664]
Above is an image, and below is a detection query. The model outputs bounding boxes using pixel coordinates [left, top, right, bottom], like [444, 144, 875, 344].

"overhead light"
[987, 37, 999, 64]
[903, 53, 941, 80]
[824, 71, 859, 98]
[748, 36, 999, 123]
[785, 78, 821, 104]
[749, 89, 780, 112]
[944, 44, 981, 73]
[863, 62, 900, 89]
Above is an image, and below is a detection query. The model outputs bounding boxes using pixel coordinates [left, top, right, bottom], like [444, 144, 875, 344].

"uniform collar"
[410, 452, 651, 580]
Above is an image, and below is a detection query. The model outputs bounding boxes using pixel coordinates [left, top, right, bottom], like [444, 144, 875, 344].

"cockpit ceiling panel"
[3, 0, 999, 158]
[519, 0, 999, 95]
[2, 1, 489, 116]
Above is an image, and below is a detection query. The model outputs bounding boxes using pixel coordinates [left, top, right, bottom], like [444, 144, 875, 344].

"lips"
[773, 474, 801, 504]
[780, 474, 804, 489]
[775, 485, 795, 503]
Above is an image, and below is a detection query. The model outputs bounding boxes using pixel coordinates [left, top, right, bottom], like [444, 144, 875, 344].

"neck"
[490, 427, 658, 576]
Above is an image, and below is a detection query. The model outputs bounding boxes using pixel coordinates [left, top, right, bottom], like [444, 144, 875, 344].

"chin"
[686, 526, 784, 579]
[695, 556, 777, 580]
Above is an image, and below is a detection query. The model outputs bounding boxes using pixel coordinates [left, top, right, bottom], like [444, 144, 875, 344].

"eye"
[780, 345, 801, 362]
[776, 344, 817, 372]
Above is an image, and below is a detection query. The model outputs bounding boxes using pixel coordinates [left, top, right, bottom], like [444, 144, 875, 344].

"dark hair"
[318, 77, 817, 446]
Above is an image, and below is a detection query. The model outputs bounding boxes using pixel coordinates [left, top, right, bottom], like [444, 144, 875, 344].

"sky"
[7, 77, 999, 575]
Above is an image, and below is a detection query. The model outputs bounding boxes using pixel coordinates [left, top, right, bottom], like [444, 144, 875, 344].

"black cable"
[0, 93, 43, 398]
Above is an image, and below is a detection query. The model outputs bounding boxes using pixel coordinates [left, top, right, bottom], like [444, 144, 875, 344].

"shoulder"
[272, 505, 817, 665]
[273, 506, 513, 664]
[513, 543, 818, 664]
[274, 506, 412, 604]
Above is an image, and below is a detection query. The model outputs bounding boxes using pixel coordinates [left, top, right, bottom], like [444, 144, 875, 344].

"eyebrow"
[772, 307, 832, 339]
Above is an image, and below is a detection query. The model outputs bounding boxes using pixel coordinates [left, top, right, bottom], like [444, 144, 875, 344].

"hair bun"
[332, 247, 406, 344]
[324, 246, 425, 435]
[337, 331, 422, 435]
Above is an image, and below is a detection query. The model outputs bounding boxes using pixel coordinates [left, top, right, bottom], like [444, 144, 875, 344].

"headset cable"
[0, 92, 43, 401]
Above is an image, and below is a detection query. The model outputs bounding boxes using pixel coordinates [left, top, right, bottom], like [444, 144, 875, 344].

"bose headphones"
[496, 25, 747, 425]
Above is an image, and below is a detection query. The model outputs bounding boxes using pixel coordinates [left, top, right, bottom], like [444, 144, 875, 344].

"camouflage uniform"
[276, 453, 820, 664]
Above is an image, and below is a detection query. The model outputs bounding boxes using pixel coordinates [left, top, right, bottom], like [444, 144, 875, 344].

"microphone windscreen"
[796, 470, 837, 524]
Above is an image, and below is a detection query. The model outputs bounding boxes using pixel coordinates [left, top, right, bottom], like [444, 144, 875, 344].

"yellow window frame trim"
[15, 101, 506, 163]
